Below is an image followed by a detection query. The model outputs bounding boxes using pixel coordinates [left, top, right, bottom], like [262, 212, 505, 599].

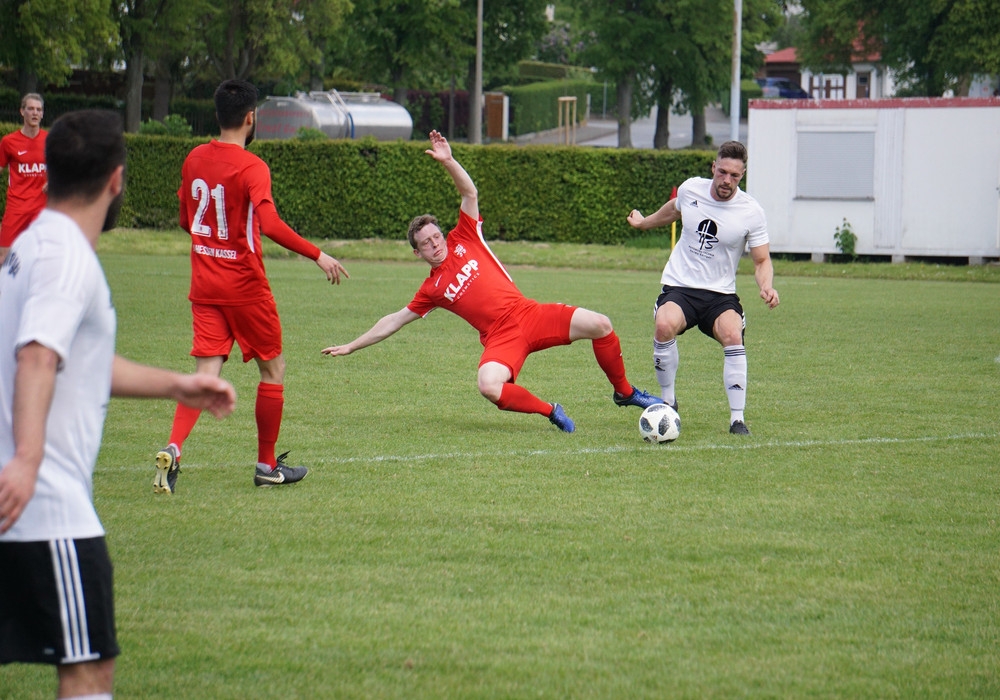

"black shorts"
[654, 285, 745, 340]
[0, 537, 119, 666]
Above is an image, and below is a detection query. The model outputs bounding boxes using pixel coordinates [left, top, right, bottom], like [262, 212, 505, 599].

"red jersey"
[178, 140, 315, 305]
[408, 210, 526, 342]
[0, 129, 47, 245]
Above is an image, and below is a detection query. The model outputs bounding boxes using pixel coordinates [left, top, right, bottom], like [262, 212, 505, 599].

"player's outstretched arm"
[322, 307, 420, 357]
[316, 251, 349, 285]
[425, 130, 478, 220]
[628, 198, 680, 230]
[111, 356, 236, 418]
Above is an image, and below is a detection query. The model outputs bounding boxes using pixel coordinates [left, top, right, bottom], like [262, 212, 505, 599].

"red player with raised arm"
[323, 130, 662, 433]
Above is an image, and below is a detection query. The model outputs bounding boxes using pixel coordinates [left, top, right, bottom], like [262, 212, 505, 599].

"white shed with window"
[747, 98, 1000, 263]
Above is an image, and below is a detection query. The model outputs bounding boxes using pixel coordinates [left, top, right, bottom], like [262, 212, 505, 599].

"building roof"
[766, 47, 798, 64]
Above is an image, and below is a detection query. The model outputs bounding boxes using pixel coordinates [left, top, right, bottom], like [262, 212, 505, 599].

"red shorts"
[479, 300, 576, 382]
[191, 300, 282, 362]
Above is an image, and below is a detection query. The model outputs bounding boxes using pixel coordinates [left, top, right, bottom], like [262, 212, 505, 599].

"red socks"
[496, 382, 553, 416]
[256, 382, 284, 467]
[591, 332, 633, 396]
[168, 404, 201, 454]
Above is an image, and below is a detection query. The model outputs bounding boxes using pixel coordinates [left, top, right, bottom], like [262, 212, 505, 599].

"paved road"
[520, 104, 748, 149]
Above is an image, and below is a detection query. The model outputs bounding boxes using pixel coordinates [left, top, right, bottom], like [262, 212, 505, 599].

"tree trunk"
[124, 46, 145, 133]
[691, 109, 707, 147]
[17, 69, 38, 96]
[652, 79, 673, 150]
[152, 69, 172, 122]
[616, 78, 633, 149]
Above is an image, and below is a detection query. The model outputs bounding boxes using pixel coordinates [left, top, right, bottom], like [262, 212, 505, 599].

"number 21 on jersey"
[190, 178, 229, 240]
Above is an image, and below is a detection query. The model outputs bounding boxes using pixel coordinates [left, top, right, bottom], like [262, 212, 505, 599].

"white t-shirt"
[660, 177, 769, 295]
[0, 209, 116, 542]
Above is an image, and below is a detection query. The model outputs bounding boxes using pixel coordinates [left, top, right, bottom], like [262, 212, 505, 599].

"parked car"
[757, 77, 810, 99]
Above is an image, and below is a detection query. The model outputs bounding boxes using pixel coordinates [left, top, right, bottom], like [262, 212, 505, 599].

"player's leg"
[155, 302, 234, 494]
[480, 360, 552, 415]
[0, 539, 119, 697]
[653, 300, 687, 409]
[57, 658, 115, 698]
[254, 353, 287, 471]
[712, 308, 749, 434]
[480, 361, 574, 432]
[567, 307, 661, 409]
[155, 355, 225, 495]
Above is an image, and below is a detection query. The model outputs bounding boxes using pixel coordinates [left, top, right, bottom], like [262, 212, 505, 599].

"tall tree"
[331, 0, 462, 104]
[0, 0, 117, 94]
[655, 0, 781, 148]
[576, 0, 662, 147]
[199, 0, 351, 83]
[460, 0, 549, 139]
[797, 0, 1000, 96]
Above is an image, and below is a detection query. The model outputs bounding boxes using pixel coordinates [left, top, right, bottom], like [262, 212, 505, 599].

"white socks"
[653, 338, 678, 405]
[723, 344, 747, 424]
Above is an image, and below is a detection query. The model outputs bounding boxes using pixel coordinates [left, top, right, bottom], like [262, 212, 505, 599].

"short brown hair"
[21, 93, 43, 109]
[716, 140, 747, 165]
[407, 214, 439, 249]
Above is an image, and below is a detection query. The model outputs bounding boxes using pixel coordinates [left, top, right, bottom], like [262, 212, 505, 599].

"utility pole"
[729, 0, 743, 143]
[470, 0, 484, 144]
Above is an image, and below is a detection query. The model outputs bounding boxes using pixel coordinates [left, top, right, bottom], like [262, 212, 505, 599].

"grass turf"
[5, 245, 999, 698]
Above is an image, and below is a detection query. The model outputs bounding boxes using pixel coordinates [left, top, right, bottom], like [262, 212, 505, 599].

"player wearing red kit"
[154, 79, 348, 494]
[322, 130, 662, 433]
[0, 94, 47, 263]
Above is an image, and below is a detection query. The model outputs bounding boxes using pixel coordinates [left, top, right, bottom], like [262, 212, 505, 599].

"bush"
[138, 114, 193, 137]
[501, 80, 613, 136]
[295, 127, 328, 141]
[96, 133, 716, 245]
[517, 61, 596, 83]
[405, 89, 468, 139]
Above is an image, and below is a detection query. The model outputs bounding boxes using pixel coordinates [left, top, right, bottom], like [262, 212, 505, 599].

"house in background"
[762, 47, 897, 100]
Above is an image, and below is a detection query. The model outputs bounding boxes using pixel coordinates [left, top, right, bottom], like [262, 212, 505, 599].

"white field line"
[323, 431, 999, 466]
[106, 432, 997, 472]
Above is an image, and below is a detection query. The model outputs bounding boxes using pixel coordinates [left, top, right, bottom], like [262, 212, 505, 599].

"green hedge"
[238, 138, 710, 245]
[2, 125, 713, 244]
[517, 61, 596, 83]
[502, 80, 616, 136]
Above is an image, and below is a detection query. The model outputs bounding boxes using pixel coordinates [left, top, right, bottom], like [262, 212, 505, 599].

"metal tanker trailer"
[256, 90, 413, 141]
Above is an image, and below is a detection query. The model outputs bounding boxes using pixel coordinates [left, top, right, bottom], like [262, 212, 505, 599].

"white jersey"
[660, 177, 769, 294]
[0, 209, 116, 542]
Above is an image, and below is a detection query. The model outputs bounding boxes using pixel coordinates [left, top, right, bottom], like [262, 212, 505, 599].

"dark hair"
[716, 140, 748, 165]
[215, 79, 259, 130]
[45, 110, 125, 202]
[407, 214, 439, 248]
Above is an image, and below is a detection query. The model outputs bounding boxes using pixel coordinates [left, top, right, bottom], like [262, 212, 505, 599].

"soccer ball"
[639, 403, 681, 443]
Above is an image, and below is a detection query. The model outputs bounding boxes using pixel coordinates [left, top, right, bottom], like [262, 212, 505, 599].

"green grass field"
[5, 241, 999, 698]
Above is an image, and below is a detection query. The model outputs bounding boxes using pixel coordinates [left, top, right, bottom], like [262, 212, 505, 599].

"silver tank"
[256, 90, 413, 141]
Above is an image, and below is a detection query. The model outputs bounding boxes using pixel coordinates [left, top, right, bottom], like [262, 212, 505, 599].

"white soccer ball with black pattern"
[639, 403, 681, 443]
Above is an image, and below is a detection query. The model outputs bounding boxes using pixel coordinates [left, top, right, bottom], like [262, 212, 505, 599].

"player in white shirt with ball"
[627, 140, 779, 435]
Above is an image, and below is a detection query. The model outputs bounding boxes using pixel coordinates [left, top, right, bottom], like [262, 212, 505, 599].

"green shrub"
[295, 127, 328, 141]
[101, 133, 716, 245]
[501, 80, 612, 136]
[138, 114, 193, 137]
[517, 61, 596, 83]
[834, 218, 858, 259]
